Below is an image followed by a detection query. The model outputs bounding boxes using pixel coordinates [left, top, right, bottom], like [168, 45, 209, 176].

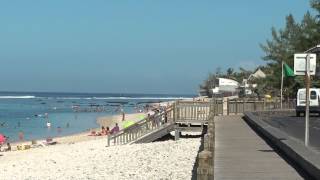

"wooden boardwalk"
[214, 115, 303, 180]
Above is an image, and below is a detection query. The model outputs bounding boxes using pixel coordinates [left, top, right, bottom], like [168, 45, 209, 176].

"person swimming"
[57, 126, 62, 133]
[0, 122, 5, 127]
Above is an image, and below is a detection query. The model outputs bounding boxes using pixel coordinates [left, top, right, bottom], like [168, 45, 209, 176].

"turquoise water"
[0, 92, 193, 142]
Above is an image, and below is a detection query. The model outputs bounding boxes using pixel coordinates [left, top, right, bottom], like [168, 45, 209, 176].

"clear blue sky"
[0, 0, 312, 94]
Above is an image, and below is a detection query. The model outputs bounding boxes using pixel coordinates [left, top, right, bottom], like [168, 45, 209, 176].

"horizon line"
[0, 90, 196, 97]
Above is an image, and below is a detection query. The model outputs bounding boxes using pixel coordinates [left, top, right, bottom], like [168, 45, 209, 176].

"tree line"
[200, 0, 320, 99]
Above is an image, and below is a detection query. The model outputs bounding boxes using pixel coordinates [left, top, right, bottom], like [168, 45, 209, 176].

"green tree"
[260, 0, 320, 98]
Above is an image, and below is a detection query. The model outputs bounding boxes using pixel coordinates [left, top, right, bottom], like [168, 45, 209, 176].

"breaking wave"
[0, 96, 36, 99]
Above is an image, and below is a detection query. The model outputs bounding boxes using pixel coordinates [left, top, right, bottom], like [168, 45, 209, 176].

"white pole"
[305, 54, 310, 147]
[281, 61, 284, 109]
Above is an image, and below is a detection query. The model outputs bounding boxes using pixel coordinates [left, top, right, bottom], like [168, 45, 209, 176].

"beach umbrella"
[123, 120, 135, 129]
[265, 94, 272, 99]
[0, 134, 6, 144]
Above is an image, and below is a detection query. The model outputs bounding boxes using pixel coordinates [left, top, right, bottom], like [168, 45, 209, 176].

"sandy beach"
[0, 110, 201, 179]
[0, 136, 200, 180]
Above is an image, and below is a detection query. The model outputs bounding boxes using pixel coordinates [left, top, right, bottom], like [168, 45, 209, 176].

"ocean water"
[0, 92, 193, 142]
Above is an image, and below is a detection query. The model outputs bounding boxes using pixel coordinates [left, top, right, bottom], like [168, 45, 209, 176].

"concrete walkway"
[214, 115, 303, 180]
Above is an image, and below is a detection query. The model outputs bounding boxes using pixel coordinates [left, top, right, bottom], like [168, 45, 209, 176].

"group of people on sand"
[90, 123, 120, 136]
[0, 142, 11, 152]
[0, 135, 11, 152]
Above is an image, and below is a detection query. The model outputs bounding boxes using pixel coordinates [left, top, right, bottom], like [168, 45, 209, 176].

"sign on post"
[294, 53, 317, 75]
[294, 53, 317, 147]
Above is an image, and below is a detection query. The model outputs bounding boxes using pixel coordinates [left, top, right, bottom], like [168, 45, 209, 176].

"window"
[311, 91, 317, 100]
[299, 91, 306, 100]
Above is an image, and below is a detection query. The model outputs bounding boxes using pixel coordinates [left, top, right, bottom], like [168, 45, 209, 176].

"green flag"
[283, 63, 294, 77]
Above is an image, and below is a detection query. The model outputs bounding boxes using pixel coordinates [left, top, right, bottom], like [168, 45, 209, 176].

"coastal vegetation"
[201, 0, 320, 98]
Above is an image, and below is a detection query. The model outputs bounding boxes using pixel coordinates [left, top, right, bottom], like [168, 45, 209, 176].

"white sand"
[0, 138, 200, 180]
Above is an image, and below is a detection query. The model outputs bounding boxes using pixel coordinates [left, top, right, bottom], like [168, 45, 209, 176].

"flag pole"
[281, 61, 284, 109]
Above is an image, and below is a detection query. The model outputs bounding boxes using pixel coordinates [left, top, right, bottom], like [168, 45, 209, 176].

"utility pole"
[305, 54, 310, 147]
[281, 61, 284, 109]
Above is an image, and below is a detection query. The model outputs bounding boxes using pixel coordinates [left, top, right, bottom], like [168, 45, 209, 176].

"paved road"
[261, 111, 320, 151]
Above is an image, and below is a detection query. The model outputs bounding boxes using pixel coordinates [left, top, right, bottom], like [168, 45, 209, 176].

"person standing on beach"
[111, 123, 120, 134]
[18, 131, 24, 141]
[105, 127, 110, 135]
[122, 111, 125, 121]
[5, 142, 11, 151]
[121, 107, 125, 121]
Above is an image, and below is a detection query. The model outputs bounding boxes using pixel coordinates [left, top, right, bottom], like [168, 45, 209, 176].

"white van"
[296, 88, 320, 116]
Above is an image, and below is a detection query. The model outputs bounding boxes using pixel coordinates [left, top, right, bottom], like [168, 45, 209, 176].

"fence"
[174, 100, 214, 123]
[227, 99, 296, 115]
[196, 98, 296, 180]
[107, 100, 215, 146]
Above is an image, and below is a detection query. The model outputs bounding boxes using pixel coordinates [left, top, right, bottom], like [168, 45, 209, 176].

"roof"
[248, 68, 266, 80]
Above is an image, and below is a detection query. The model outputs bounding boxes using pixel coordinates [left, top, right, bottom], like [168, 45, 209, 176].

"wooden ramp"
[214, 115, 303, 180]
[132, 123, 175, 143]
[107, 101, 213, 146]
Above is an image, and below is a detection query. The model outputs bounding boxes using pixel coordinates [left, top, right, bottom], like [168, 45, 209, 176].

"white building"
[241, 68, 266, 96]
[212, 78, 240, 96]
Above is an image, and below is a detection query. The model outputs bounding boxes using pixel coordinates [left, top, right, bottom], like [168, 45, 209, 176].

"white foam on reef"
[54, 97, 192, 100]
[0, 96, 36, 99]
[93, 97, 193, 100]
[0, 95, 193, 100]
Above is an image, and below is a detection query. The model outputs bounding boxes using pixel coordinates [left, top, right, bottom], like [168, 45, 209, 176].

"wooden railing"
[107, 100, 216, 146]
[174, 101, 214, 123]
[212, 99, 223, 115]
[107, 106, 174, 146]
[107, 98, 295, 146]
[227, 99, 296, 115]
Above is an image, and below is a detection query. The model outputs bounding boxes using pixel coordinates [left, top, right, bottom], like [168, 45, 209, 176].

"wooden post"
[235, 99, 238, 114]
[197, 150, 214, 180]
[174, 102, 178, 122]
[204, 133, 214, 152]
[227, 99, 230, 116]
[242, 98, 245, 113]
[214, 99, 217, 116]
[263, 98, 266, 110]
[175, 127, 180, 141]
[177, 100, 180, 121]
[126, 133, 128, 144]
